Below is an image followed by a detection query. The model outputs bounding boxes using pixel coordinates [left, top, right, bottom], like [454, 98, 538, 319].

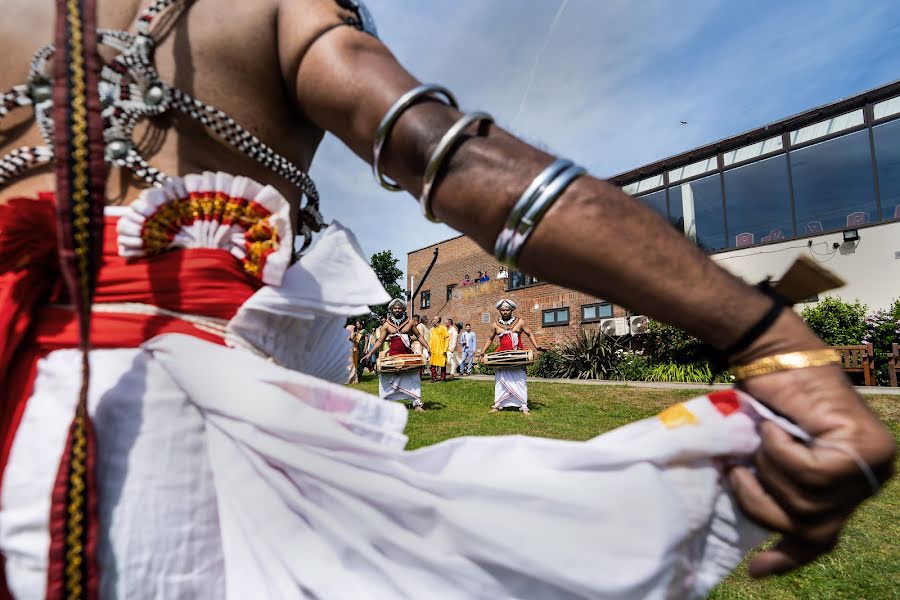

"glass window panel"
[542, 310, 556, 325]
[668, 173, 726, 251]
[599, 303, 614, 318]
[874, 96, 900, 120]
[790, 110, 864, 146]
[582, 305, 597, 321]
[622, 174, 664, 195]
[636, 174, 664, 193]
[557, 309, 569, 323]
[724, 154, 794, 248]
[874, 119, 900, 221]
[636, 189, 667, 218]
[668, 157, 718, 183]
[790, 130, 878, 234]
[722, 136, 784, 166]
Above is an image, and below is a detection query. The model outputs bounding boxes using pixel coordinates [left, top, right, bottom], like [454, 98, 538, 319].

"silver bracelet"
[419, 111, 494, 222]
[372, 84, 459, 192]
[493, 158, 572, 262]
[503, 163, 585, 266]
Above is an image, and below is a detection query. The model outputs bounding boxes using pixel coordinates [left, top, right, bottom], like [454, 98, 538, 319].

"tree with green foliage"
[367, 249, 405, 327]
[800, 296, 868, 346]
[862, 298, 900, 385]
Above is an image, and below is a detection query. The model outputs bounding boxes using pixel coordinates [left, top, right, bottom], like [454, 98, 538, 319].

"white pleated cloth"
[225, 221, 390, 383]
[1, 327, 774, 599]
[493, 368, 528, 410]
[378, 371, 423, 406]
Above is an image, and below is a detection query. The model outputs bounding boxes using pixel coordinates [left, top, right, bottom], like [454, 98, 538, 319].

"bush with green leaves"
[549, 328, 618, 380]
[529, 348, 562, 378]
[644, 361, 714, 383]
[800, 296, 867, 346]
[862, 299, 900, 385]
[473, 343, 498, 376]
[639, 320, 702, 364]
[611, 348, 652, 381]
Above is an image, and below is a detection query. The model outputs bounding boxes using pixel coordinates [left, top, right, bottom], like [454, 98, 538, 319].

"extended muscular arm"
[279, 3, 895, 577]
[480, 327, 497, 357]
[282, 6, 781, 354]
[520, 325, 544, 352]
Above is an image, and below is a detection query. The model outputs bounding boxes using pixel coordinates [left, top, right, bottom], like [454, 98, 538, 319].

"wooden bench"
[831, 344, 875, 386]
[890, 343, 899, 387]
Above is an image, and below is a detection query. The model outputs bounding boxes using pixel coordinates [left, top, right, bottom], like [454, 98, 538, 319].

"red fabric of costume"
[388, 335, 412, 356]
[0, 195, 263, 598]
[498, 332, 525, 351]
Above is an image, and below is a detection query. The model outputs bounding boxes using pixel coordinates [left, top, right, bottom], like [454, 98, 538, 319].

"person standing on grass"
[446, 318, 460, 377]
[481, 299, 545, 414]
[460, 324, 477, 375]
[363, 299, 429, 411]
[429, 316, 450, 382]
[455, 322, 464, 373]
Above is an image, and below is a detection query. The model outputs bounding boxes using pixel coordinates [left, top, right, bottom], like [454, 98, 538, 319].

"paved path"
[458, 374, 900, 395]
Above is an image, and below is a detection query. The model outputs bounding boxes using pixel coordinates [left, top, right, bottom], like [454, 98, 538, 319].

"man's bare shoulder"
[275, 0, 363, 69]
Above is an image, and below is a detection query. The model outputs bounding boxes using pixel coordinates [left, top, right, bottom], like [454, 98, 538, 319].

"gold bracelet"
[731, 349, 842, 381]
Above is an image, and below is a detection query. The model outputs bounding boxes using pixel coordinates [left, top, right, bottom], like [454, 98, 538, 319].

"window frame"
[420, 290, 431, 309]
[507, 270, 541, 291]
[581, 302, 614, 324]
[446, 283, 457, 301]
[614, 100, 900, 255]
[542, 307, 570, 327]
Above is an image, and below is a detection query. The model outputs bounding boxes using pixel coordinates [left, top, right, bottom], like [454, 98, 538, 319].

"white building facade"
[613, 81, 900, 311]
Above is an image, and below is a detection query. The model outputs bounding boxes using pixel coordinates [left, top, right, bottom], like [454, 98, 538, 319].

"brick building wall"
[407, 235, 626, 350]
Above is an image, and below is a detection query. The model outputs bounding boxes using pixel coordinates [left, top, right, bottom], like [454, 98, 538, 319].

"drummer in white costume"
[363, 299, 429, 411]
[0, 0, 894, 598]
[480, 299, 545, 414]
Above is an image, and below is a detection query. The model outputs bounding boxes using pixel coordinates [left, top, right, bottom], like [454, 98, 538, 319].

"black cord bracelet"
[674, 280, 787, 383]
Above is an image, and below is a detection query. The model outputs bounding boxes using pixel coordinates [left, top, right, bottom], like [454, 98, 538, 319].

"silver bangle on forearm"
[419, 111, 494, 222]
[502, 163, 585, 265]
[372, 84, 459, 191]
[493, 158, 582, 265]
[494, 158, 573, 262]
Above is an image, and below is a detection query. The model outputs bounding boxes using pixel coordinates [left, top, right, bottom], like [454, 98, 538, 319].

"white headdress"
[496, 299, 517, 311]
[387, 298, 407, 310]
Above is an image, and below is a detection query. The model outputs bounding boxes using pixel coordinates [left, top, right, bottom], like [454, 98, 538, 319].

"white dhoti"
[494, 367, 528, 411]
[0, 334, 764, 599]
[378, 334, 423, 408]
[379, 371, 423, 407]
[0, 202, 775, 598]
[1, 335, 772, 599]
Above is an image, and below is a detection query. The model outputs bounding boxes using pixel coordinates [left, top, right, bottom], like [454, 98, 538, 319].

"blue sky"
[308, 0, 900, 282]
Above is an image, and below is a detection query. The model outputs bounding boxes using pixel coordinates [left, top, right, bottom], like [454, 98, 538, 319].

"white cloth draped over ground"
[0, 215, 774, 599]
[2, 333, 771, 599]
[378, 334, 423, 406]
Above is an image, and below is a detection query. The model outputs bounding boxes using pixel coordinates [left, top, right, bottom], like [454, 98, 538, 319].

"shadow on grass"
[491, 400, 546, 413]
[421, 401, 447, 411]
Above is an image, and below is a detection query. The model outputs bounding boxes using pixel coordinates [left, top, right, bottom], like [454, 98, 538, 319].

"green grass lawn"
[350, 373, 900, 599]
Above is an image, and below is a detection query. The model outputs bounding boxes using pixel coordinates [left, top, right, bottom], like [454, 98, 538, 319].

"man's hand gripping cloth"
[31, 325, 776, 600]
